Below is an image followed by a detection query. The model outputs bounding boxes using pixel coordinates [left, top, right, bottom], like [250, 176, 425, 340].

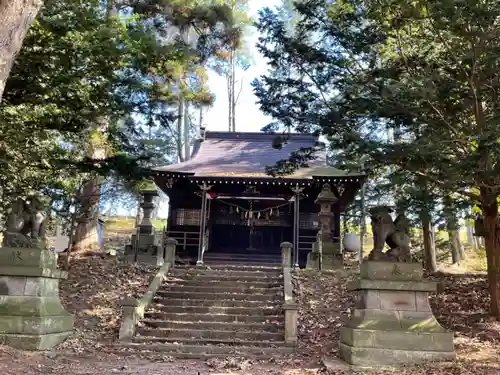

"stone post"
[284, 302, 298, 346]
[339, 261, 455, 367]
[119, 297, 138, 341]
[164, 238, 177, 266]
[155, 245, 165, 266]
[315, 184, 342, 270]
[0, 248, 74, 350]
[281, 242, 292, 269]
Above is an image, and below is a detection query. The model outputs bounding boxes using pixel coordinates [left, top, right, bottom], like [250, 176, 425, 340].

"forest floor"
[0, 228, 497, 374]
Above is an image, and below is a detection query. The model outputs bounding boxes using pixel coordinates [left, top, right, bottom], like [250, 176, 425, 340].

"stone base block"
[360, 261, 424, 281]
[322, 253, 343, 270]
[306, 252, 319, 269]
[0, 248, 74, 351]
[340, 327, 454, 352]
[339, 342, 456, 367]
[0, 331, 73, 350]
[339, 261, 455, 367]
[0, 314, 74, 334]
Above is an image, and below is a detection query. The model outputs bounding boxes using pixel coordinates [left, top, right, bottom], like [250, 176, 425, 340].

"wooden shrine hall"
[153, 130, 365, 267]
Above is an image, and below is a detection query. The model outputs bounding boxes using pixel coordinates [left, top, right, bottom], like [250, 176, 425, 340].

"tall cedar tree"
[254, 0, 500, 317]
[0, 0, 44, 101]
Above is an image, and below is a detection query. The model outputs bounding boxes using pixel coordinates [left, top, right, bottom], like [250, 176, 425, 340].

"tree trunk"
[421, 210, 437, 273]
[177, 96, 184, 162]
[183, 100, 190, 160]
[480, 188, 500, 318]
[0, 0, 43, 101]
[198, 105, 204, 129]
[73, 118, 106, 252]
[230, 51, 236, 132]
[227, 69, 233, 131]
[448, 229, 462, 265]
[444, 195, 463, 264]
[466, 225, 475, 246]
[72, 178, 101, 252]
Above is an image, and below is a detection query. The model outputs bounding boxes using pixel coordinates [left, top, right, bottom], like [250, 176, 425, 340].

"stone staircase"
[120, 259, 294, 358]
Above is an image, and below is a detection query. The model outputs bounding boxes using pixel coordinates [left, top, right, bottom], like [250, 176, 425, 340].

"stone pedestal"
[281, 242, 292, 269]
[322, 242, 343, 270]
[306, 241, 320, 269]
[339, 262, 455, 367]
[0, 248, 74, 350]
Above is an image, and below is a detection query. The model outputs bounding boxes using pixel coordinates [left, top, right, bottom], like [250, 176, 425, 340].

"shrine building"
[153, 129, 365, 267]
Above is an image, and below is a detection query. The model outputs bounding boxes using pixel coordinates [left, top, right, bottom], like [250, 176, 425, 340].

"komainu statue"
[3, 194, 49, 248]
[367, 206, 412, 263]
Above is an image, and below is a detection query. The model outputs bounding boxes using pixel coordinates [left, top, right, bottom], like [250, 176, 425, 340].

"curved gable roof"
[154, 131, 352, 179]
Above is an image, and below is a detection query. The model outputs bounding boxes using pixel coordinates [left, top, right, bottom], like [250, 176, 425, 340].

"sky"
[203, 0, 281, 133]
[111, 1, 281, 218]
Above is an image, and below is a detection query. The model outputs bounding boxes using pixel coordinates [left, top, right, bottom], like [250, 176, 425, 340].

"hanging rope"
[217, 199, 289, 217]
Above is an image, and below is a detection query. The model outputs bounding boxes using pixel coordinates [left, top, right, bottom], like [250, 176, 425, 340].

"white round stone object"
[343, 233, 361, 253]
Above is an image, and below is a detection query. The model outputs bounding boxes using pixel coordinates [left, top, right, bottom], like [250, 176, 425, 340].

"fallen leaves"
[58, 255, 158, 353]
[290, 268, 500, 375]
[292, 269, 356, 360]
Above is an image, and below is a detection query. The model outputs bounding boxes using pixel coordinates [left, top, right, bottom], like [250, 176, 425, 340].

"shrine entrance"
[154, 130, 365, 267]
[209, 196, 293, 254]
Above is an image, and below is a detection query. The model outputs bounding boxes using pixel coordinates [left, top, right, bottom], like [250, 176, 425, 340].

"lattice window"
[300, 212, 319, 230]
[174, 208, 201, 226]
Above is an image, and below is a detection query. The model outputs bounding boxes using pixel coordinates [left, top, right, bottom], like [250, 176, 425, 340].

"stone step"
[136, 327, 284, 342]
[170, 269, 281, 278]
[132, 336, 287, 348]
[188, 264, 281, 271]
[144, 312, 284, 324]
[203, 251, 281, 260]
[165, 285, 282, 294]
[155, 291, 281, 302]
[116, 342, 294, 357]
[153, 298, 281, 308]
[168, 274, 282, 283]
[141, 320, 284, 333]
[203, 262, 281, 269]
[147, 305, 282, 316]
[166, 279, 282, 288]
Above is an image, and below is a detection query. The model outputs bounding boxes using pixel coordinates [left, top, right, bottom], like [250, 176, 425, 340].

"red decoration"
[208, 192, 217, 199]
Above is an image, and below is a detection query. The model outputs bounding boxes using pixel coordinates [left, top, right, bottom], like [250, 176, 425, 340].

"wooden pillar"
[197, 183, 212, 265]
[207, 198, 213, 250]
[292, 185, 304, 268]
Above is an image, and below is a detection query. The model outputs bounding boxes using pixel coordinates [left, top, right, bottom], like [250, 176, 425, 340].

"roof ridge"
[205, 131, 318, 141]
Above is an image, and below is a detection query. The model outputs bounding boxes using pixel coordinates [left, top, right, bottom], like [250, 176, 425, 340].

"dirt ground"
[1, 235, 498, 374]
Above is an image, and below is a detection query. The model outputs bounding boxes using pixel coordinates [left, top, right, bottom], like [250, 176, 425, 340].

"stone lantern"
[138, 188, 158, 235]
[315, 183, 342, 269]
[125, 188, 162, 260]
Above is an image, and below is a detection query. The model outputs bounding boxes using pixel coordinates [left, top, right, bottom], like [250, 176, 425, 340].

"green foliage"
[254, 0, 500, 204]
[0, 0, 241, 218]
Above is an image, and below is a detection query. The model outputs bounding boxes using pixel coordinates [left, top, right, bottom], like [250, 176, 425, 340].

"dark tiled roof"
[154, 131, 351, 178]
